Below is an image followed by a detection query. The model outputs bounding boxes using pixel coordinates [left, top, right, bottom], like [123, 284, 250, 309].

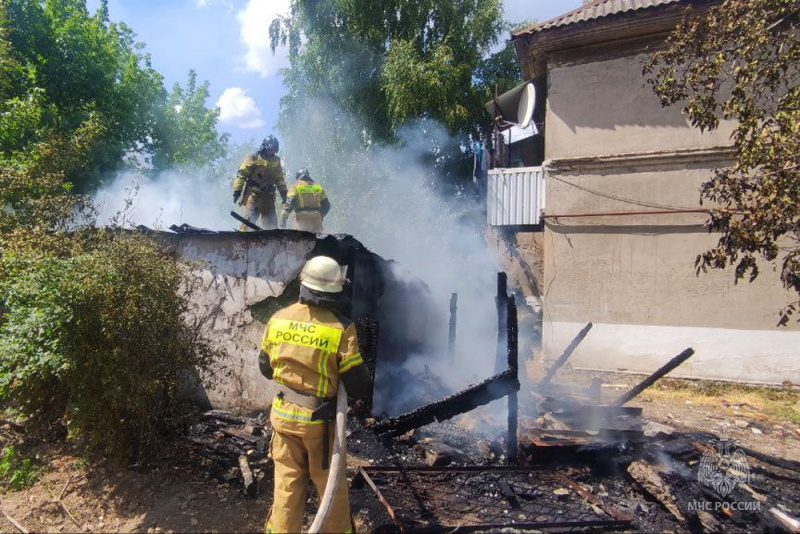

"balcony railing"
[487, 166, 544, 226]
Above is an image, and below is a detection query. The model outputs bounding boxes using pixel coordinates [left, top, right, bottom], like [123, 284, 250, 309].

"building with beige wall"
[490, 0, 799, 384]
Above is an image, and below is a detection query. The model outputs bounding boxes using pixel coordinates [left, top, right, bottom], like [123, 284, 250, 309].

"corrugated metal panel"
[487, 167, 544, 226]
[514, 0, 682, 35]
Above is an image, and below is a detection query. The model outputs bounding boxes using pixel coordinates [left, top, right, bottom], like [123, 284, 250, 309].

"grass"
[639, 379, 800, 425]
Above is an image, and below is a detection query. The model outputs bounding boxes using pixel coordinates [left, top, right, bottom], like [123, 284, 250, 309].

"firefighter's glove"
[233, 190, 241, 204]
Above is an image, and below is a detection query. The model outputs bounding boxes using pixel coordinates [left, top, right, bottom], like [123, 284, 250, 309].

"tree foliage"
[269, 0, 520, 171]
[152, 70, 230, 170]
[644, 0, 799, 324]
[0, 1, 226, 463]
[1, 0, 228, 190]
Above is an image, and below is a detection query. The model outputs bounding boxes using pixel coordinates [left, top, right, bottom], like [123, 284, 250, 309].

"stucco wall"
[540, 163, 800, 384]
[545, 48, 737, 160]
[154, 230, 440, 414]
[510, 31, 800, 385]
[487, 228, 545, 302]
[166, 231, 318, 413]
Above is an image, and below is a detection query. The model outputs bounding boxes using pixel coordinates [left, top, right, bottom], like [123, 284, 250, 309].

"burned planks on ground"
[372, 369, 520, 437]
[186, 410, 271, 495]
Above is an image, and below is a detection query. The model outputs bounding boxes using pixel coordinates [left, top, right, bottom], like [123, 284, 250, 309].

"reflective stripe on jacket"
[261, 302, 363, 427]
[285, 178, 330, 215]
[233, 153, 287, 199]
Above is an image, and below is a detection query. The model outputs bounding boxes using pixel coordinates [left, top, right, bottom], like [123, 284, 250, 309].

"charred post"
[506, 296, 519, 464]
[356, 318, 379, 413]
[612, 348, 696, 406]
[448, 293, 458, 362]
[373, 369, 521, 436]
[540, 323, 593, 386]
[494, 272, 508, 374]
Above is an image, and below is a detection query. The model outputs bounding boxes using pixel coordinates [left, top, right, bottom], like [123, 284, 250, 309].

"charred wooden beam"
[229, 211, 261, 231]
[627, 460, 686, 525]
[448, 293, 458, 362]
[356, 318, 379, 414]
[494, 272, 508, 374]
[507, 296, 519, 464]
[373, 369, 521, 436]
[612, 348, 695, 406]
[540, 323, 593, 385]
[540, 399, 643, 418]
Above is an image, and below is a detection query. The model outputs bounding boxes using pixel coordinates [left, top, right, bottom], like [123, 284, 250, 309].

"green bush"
[0, 446, 39, 490]
[0, 232, 222, 464]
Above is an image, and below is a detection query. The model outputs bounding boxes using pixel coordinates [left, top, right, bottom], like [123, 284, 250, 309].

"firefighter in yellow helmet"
[233, 135, 288, 231]
[259, 256, 371, 534]
[280, 168, 331, 233]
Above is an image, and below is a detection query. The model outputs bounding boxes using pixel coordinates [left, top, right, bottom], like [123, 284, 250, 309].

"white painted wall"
[546, 321, 800, 385]
[168, 232, 318, 412]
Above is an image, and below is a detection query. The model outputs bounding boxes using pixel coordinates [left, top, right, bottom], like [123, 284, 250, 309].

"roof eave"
[512, 0, 715, 42]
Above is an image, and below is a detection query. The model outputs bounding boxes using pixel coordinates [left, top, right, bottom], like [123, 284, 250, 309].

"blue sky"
[88, 0, 580, 145]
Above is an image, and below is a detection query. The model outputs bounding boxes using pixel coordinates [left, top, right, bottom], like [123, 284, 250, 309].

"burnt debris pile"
[186, 411, 271, 497]
[170, 256, 800, 533]
[346, 272, 800, 533]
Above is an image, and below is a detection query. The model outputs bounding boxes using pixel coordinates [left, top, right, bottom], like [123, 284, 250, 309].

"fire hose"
[308, 383, 347, 534]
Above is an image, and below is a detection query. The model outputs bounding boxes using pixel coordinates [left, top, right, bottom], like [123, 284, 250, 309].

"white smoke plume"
[94, 99, 504, 428]
[279, 98, 501, 417]
[93, 144, 249, 231]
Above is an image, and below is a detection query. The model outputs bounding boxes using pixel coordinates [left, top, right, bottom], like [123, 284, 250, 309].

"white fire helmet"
[300, 256, 346, 294]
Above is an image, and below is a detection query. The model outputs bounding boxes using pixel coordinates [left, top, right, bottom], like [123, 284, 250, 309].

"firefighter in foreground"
[259, 256, 371, 533]
[233, 135, 288, 231]
[280, 168, 331, 233]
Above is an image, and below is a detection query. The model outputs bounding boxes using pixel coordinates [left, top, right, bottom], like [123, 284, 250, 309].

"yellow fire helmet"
[300, 256, 346, 294]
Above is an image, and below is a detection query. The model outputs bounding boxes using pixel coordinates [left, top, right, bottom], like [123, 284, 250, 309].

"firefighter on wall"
[232, 135, 288, 231]
[259, 256, 371, 533]
[280, 168, 331, 233]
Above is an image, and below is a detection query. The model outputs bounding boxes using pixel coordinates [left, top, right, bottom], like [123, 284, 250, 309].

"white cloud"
[237, 0, 291, 77]
[216, 87, 265, 129]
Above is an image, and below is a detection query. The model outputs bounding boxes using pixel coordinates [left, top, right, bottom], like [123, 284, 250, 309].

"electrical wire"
[548, 174, 702, 212]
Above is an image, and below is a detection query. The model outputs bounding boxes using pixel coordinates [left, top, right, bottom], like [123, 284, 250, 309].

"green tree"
[151, 70, 230, 171]
[0, 1, 226, 463]
[270, 0, 519, 175]
[2, 1, 229, 189]
[2, 0, 165, 189]
[644, 0, 799, 324]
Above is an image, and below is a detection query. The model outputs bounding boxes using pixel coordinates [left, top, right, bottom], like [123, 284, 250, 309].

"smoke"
[93, 147, 249, 231]
[94, 98, 504, 431]
[280, 98, 501, 419]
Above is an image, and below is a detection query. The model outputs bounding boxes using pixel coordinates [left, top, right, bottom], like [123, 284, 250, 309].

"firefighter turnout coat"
[282, 178, 331, 233]
[233, 152, 288, 230]
[259, 299, 370, 533]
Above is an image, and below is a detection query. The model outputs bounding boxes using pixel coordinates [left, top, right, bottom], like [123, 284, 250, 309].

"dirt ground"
[1, 375, 799, 534]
